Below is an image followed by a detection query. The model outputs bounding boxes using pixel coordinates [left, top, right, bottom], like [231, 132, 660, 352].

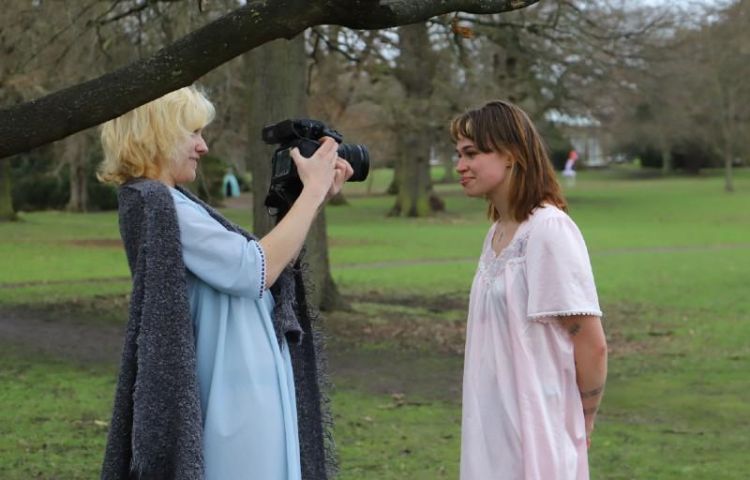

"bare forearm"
[259, 189, 324, 287]
[574, 339, 608, 424]
[257, 138, 350, 286]
[561, 316, 608, 434]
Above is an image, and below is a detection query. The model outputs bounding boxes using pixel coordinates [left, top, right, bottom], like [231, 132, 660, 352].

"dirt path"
[0, 307, 124, 365]
[0, 296, 467, 403]
[0, 291, 656, 405]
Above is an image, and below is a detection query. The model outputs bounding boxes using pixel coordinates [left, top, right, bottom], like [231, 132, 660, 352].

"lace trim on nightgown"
[476, 224, 530, 285]
[529, 310, 602, 319]
[528, 310, 603, 325]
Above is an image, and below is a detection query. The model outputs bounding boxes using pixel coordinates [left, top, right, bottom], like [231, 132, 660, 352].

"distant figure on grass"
[452, 100, 608, 480]
[563, 148, 579, 177]
[563, 149, 578, 187]
[97, 85, 351, 480]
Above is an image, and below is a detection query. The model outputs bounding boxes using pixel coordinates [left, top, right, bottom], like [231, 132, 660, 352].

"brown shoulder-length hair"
[450, 100, 567, 223]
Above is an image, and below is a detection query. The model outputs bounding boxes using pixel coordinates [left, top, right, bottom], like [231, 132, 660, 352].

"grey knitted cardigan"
[101, 179, 335, 480]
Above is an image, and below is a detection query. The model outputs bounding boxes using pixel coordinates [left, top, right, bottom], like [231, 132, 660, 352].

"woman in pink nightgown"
[452, 101, 608, 480]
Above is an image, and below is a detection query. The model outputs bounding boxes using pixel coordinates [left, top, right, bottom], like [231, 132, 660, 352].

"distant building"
[568, 129, 607, 167]
[547, 110, 609, 168]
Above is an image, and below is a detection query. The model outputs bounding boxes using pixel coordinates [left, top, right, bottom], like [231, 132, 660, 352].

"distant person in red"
[563, 149, 578, 178]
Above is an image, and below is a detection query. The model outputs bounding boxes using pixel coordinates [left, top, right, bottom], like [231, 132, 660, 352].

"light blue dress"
[170, 188, 301, 480]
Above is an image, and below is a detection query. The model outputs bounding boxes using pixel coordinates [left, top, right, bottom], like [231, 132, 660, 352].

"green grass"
[0, 350, 461, 480]
[333, 389, 460, 480]
[1, 167, 750, 478]
[0, 351, 113, 480]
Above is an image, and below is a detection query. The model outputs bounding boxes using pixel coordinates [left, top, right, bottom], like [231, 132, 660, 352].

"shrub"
[11, 146, 118, 211]
[11, 148, 68, 211]
[671, 140, 720, 174]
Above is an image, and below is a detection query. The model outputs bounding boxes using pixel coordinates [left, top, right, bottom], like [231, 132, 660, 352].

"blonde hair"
[98, 85, 215, 185]
[450, 100, 567, 223]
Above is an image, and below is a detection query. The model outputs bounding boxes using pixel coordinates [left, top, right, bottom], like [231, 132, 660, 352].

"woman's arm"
[259, 137, 352, 287]
[558, 314, 608, 448]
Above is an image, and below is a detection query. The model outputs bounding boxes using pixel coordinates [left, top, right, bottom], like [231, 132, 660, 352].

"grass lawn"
[1, 167, 749, 478]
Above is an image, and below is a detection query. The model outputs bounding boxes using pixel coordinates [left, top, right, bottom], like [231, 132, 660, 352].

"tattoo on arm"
[568, 323, 581, 336]
[580, 385, 605, 399]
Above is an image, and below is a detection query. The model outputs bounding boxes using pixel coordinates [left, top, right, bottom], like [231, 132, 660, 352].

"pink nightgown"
[460, 205, 602, 480]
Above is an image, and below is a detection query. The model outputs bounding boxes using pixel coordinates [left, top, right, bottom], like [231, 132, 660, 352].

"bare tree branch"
[0, 0, 538, 160]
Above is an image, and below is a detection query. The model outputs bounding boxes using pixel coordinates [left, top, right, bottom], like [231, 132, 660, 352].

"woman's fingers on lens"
[334, 159, 352, 182]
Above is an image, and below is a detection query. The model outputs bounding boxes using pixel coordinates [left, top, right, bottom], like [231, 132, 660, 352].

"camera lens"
[337, 144, 370, 182]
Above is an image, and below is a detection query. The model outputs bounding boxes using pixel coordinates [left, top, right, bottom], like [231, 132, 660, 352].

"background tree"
[1, 0, 249, 214]
[683, 0, 750, 191]
[0, 0, 540, 312]
[300, 0, 672, 209]
[388, 22, 444, 217]
[0, 0, 540, 161]
[597, 0, 749, 188]
[244, 34, 347, 311]
[0, 0, 55, 219]
[0, 160, 15, 221]
[448, 1, 670, 128]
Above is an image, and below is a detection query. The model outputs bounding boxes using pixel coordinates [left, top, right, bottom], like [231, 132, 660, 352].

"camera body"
[262, 119, 370, 213]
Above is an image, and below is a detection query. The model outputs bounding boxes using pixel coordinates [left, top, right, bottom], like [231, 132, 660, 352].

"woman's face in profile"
[166, 129, 209, 186]
[455, 137, 512, 199]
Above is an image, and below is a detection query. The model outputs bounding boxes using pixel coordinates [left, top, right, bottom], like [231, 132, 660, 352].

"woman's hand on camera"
[290, 137, 337, 204]
[262, 138, 350, 285]
[327, 158, 354, 200]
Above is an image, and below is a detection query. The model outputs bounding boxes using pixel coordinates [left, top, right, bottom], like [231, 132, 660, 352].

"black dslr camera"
[262, 119, 370, 214]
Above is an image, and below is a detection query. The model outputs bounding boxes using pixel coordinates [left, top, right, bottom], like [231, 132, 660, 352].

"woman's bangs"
[451, 115, 474, 144]
[182, 96, 215, 132]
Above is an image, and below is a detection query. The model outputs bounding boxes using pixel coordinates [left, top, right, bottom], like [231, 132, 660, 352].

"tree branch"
[0, 0, 538, 159]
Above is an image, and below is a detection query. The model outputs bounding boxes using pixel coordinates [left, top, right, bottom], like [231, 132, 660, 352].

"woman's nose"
[196, 136, 209, 154]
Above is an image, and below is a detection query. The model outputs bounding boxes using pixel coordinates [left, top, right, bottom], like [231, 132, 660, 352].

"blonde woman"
[99, 86, 350, 480]
[453, 100, 608, 479]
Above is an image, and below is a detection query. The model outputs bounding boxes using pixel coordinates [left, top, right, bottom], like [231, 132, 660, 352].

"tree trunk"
[304, 207, 347, 311]
[660, 142, 673, 175]
[390, 134, 433, 217]
[64, 131, 91, 212]
[0, 158, 17, 221]
[247, 37, 308, 237]
[724, 151, 734, 193]
[246, 34, 346, 311]
[68, 161, 88, 212]
[720, 100, 735, 193]
[390, 23, 443, 217]
[386, 176, 399, 195]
